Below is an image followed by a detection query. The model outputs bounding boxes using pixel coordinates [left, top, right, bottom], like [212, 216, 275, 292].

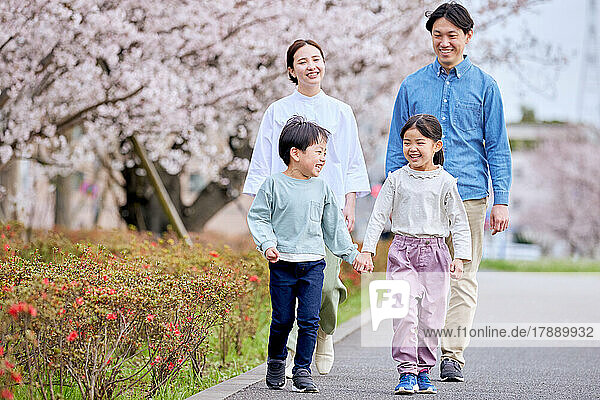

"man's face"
[431, 17, 472, 71]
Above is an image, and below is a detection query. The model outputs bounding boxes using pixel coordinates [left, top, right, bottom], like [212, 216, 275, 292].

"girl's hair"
[279, 115, 330, 165]
[286, 39, 325, 84]
[400, 114, 444, 166]
[425, 2, 474, 35]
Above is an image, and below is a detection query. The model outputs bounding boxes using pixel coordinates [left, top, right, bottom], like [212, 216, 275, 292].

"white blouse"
[361, 165, 472, 260]
[243, 90, 370, 209]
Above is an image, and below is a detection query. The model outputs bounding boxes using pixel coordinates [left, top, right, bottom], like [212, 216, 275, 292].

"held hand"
[449, 258, 464, 280]
[490, 204, 509, 235]
[265, 247, 280, 263]
[343, 193, 357, 233]
[353, 252, 374, 274]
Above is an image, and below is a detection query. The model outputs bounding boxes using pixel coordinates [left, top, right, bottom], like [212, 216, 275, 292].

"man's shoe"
[440, 358, 464, 382]
[394, 373, 418, 395]
[315, 327, 334, 374]
[291, 368, 319, 393]
[417, 369, 437, 394]
[265, 359, 286, 389]
[285, 348, 295, 379]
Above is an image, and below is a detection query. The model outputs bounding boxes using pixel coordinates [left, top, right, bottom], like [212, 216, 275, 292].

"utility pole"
[576, 0, 600, 128]
[130, 135, 193, 246]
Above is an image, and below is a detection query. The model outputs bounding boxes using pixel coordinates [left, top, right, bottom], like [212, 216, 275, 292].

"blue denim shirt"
[385, 56, 512, 205]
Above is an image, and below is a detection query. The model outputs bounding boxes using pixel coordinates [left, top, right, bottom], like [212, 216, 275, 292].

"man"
[385, 3, 511, 382]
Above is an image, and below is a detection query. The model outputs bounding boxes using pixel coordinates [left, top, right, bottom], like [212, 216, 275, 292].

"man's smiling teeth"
[439, 48, 452, 54]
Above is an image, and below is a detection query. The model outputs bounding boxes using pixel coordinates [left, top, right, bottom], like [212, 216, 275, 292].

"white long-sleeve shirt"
[362, 165, 472, 260]
[243, 89, 370, 208]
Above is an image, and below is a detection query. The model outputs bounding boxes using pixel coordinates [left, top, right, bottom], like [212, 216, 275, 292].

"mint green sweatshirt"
[247, 173, 359, 265]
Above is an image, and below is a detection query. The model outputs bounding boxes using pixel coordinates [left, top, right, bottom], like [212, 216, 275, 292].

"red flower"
[42, 278, 50, 285]
[106, 313, 117, 321]
[58, 308, 66, 316]
[0, 347, 4, 357]
[168, 362, 174, 371]
[1, 388, 14, 400]
[67, 331, 78, 342]
[1, 233, 4, 239]
[11, 372, 22, 384]
[209, 251, 220, 258]
[4, 361, 14, 369]
[150, 241, 157, 247]
[244, 315, 250, 322]
[146, 314, 156, 322]
[1, 286, 13, 293]
[248, 275, 260, 282]
[75, 297, 84, 306]
[5, 225, 10, 231]
[28, 306, 38, 317]
[3, 244, 9, 252]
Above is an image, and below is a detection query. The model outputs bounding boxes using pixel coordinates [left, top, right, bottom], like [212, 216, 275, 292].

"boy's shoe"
[440, 358, 464, 382]
[315, 327, 334, 374]
[291, 368, 319, 393]
[394, 373, 418, 395]
[417, 369, 437, 394]
[266, 359, 286, 389]
[285, 348, 295, 379]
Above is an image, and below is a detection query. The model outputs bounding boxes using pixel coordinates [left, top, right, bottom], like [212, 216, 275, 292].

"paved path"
[192, 271, 600, 399]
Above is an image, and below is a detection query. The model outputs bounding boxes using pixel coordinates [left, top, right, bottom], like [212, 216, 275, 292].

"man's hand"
[353, 252, 374, 273]
[490, 204, 509, 235]
[343, 193, 357, 233]
[449, 258, 464, 280]
[265, 247, 280, 263]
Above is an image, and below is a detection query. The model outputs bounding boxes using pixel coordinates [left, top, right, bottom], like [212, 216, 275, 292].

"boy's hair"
[400, 114, 445, 166]
[425, 2, 474, 35]
[286, 39, 325, 84]
[279, 115, 330, 165]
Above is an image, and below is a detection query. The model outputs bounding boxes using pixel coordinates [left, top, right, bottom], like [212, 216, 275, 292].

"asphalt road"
[226, 271, 600, 399]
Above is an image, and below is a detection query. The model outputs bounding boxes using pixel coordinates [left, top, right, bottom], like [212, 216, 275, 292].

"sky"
[469, 0, 596, 126]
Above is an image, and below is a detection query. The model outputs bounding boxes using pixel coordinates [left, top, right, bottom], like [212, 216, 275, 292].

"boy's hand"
[353, 252, 374, 273]
[265, 247, 280, 263]
[449, 258, 464, 280]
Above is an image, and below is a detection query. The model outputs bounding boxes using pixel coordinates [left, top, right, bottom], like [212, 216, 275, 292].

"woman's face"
[288, 45, 325, 91]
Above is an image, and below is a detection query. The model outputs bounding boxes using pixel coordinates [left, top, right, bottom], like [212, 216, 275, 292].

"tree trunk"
[0, 159, 19, 221]
[53, 174, 73, 228]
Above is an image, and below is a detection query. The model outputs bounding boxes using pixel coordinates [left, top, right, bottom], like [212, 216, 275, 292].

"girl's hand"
[353, 252, 374, 273]
[265, 247, 280, 263]
[449, 258, 464, 280]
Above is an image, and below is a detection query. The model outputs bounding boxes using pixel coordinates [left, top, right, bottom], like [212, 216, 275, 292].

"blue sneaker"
[417, 369, 437, 394]
[394, 373, 418, 395]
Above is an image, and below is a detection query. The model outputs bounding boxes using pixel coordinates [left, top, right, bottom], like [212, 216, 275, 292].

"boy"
[247, 115, 371, 392]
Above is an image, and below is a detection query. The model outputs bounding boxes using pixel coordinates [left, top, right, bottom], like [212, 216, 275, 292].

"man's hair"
[425, 2, 474, 35]
[278, 115, 330, 165]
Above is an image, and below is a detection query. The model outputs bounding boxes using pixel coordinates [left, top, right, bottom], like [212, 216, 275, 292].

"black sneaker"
[266, 359, 286, 389]
[440, 358, 464, 382]
[291, 368, 319, 393]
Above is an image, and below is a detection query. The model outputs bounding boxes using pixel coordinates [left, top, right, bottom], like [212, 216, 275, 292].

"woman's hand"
[343, 192, 357, 232]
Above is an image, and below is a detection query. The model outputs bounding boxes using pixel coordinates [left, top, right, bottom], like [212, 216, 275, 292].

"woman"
[243, 39, 370, 378]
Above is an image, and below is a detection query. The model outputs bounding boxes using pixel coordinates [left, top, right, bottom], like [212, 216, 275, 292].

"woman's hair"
[425, 2, 474, 35]
[400, 114, 444, 166]
[279, 115, 330, 165]
[286, 39, 325, 84]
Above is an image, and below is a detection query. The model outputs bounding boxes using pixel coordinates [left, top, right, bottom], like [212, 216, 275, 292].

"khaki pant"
[287, 247, 347, 350]
[441, 197, 487, 367]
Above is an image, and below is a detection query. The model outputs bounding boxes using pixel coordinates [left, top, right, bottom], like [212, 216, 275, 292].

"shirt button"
[442, 117, 446, 121]
[443, 99, 448, 103]
[446, 81, 450, 85]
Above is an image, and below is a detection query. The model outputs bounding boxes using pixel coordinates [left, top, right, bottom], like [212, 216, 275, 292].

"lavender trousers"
[387, 234, 451, 375]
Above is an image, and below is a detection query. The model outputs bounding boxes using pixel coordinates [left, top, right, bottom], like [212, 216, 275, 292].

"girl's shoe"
[417, 369, 437, 394]
[394, 373, 418, 395]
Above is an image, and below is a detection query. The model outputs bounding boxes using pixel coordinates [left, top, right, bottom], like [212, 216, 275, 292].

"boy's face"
[295, 139, 327, 178]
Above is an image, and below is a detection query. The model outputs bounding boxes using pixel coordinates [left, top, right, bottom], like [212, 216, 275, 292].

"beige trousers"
[441, 197, 487, 367]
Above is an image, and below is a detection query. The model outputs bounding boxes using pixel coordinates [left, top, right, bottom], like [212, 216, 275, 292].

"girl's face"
[288, 45, 325, 93]
[402, 127, 442, 171]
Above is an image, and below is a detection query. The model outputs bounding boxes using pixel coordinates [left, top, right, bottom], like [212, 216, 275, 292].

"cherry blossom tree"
[519, 125, 600, 258]
[0, 0, 543, 231]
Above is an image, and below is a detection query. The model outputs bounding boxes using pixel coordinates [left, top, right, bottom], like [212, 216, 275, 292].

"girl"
[359, 114, 471, 395]
[243, 40, 370, 379]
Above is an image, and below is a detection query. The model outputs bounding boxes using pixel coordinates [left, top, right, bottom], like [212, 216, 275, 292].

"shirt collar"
[292, 89, 325, 101]
[433, 55, 472, 79]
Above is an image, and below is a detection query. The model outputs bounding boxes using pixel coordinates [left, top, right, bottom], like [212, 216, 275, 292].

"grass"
[480, 258, 600, 273]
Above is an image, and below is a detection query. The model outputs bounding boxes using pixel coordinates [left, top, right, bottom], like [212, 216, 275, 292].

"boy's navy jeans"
[268, 258, 325, 374]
